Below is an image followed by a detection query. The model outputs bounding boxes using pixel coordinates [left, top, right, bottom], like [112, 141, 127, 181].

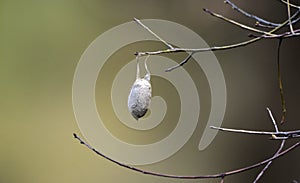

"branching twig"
[224, 0, 280, 27]
[286, 0, 295, 34]
[225, 0, 300, 28]
[210, 126, 300, 140]
[203, 8, 276, 36]
[253, 108, 283, 182]
[253, 140, 285, 182]
[73, 133, 300, 180]
[133, 17, 174, 50]
[249, 29, 300, 39]
[279, 0, 300, 9]
[134, 10, 297, 58]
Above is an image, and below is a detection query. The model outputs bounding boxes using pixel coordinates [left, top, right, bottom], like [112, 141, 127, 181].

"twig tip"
[73, 133, 78, 138]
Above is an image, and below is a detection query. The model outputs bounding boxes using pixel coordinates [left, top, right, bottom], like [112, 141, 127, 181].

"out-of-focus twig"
[276, 38, 287, 124]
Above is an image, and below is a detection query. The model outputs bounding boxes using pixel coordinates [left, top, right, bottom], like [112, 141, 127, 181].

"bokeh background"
[1, 0, 300, 182]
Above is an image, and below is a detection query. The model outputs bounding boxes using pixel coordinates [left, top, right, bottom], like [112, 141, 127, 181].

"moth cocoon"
[128, 56, 152, 120]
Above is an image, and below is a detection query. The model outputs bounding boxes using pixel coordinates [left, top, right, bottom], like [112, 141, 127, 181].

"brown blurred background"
[0, 0, 300, 182]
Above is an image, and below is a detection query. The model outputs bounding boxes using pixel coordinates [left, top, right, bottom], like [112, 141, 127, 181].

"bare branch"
[210, 126, 300, 139]
[165, 52, 194, 72]
[225, 0, 300, 28]
[203, 8, 276, 36]
[135, 11, 296, 57]
[224, 0, 280, 27]
[75, 2, 300, 182]
[249, 29, 300, 39]
[73, 133, 300, 180]
[267, 108, 279, 132]
[133, 18, 174, 50]
[279, 0, 300, 9]
[220, 176, 225, 183]
[253, 140, 285, 182]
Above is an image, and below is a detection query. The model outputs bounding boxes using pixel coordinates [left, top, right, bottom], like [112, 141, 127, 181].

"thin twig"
[73, 133, 300, 180]
[210, 126, 300, 139]
[224, 0, 280, 27]
[279, 0, 300, 9]
[253, 140, 286, 182]
[220, 176, 225, 183]
[253, 109, 283, 182]
[267, 107, 279, 132]
[255, 22, 277, 29]
[165, 52, 194, 72]
[76, 2, 300, 182]
[203, 8, 276, 36]
[135, 12, 297, 57]
[133, 18, 174, 50]
[225, 0, 300, 28]
[256, 16, 300, 29]
[249, 29, 300, 39]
